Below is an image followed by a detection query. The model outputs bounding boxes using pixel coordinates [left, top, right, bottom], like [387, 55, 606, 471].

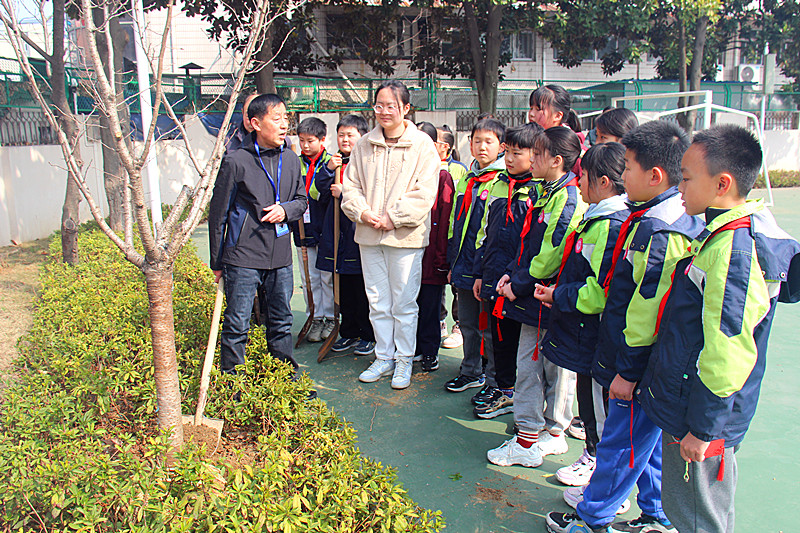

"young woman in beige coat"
[341, 80, 440, 389]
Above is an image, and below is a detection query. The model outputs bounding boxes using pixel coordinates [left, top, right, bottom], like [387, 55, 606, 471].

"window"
[513, 32, 536, 60]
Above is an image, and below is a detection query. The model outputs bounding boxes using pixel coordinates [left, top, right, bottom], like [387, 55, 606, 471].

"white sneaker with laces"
[441, 325, 463, 349]
[538, 431, 569, 457]
[487, 436, 543, 467]
[563, 485, 631, 515]
[320, 318, 336, 339]
[556, 448, 596, 486]
[391, 357, 413, 389]
[358, 359, 395, 383]
[307, 318, 324, 342]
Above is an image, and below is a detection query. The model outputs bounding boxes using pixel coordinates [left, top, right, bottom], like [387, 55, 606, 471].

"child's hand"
[327, 153, 342, 170]
[447, 271, 452, 284]
[496, 274, 510, 293]
[499, 282, 517, 301]
[608, 374, 636, 401]
[330, 183, 342, 198]
[472, 279, 482, 301]
[533, 283, 554, 307]
[680, 432, 711, 463]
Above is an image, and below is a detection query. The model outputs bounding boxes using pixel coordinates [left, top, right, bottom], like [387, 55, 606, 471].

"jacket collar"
[367, 120, 418, 148]
[583, 194, 629, 222]
[625, 186, 679, 212]
[691, 200, 763, 252]
[469, 157, 506, 176]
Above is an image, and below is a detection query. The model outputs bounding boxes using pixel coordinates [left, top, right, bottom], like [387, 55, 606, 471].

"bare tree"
[0, 0, 282, 451]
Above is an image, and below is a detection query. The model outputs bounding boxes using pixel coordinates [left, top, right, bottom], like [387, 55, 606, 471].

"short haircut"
[581, 142, 626, 195]
[337, 114, 369, 135]
[505, 122, 544, 150]
[247, 93, 284, 121]
[596, 108, 639, 140]
[416, 121, 438, 143]
[691, 125, 762, 197]
[375, 80, 410, 106]
[621, 120, 690, 186]
[477, 112, 495, 121]
[534, 126, 582, 173]
[297, 117, 326, 139]
[471, 118, 506, 144]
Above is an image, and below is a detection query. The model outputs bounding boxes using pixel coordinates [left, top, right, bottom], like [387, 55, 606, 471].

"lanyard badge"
[255, 141, 289, 237]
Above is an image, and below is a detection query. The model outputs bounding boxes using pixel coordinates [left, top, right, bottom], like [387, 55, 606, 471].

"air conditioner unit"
[738, 64, 763, 88]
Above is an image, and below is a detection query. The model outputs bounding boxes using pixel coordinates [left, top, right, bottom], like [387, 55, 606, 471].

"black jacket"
[208, 132, 306, 271]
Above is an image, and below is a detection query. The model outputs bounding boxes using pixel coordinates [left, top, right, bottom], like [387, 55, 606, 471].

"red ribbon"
[304, 151, 324, 194]
[456, 171, 498, 221]
[505, 176, 533, 224]
[603, 208, 648, 296]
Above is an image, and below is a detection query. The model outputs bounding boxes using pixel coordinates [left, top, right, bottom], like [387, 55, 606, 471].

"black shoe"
[444, 374, 485, 392]
[472, 385, 501, 405]
[331, 337, 358, 352]
[473, 392, 514, 419]
[306, 389, 318, 401]
[421, 354, 439, 372]
[353, 340, 376, 356]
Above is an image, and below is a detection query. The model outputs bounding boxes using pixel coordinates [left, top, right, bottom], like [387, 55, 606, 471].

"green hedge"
[0, 229, 443, 532]
[756, 170, 800, 189]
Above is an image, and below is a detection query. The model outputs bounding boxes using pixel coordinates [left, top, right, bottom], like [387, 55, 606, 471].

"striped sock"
[517, 429, 538, 448]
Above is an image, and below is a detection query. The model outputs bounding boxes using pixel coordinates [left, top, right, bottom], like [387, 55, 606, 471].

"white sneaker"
[307, 318, 324, 342]
[391, 357, 413, 389]
[441, 325, 463, 349]
[320, 318, 336, 339]
[538, 431, 569, 457]
[440, 320, 448, 338]
[563, 485, 631, 515]
[556, 448, 596, 486]
[487, 436, 543, 468]
[359, 359, 395, 383]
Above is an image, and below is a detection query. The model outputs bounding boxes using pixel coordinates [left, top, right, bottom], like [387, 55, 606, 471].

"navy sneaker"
[444, 374, 485, 392]
[331, 337, 359, 352]
[353, 340, 376, 356]
[610, 514, 677, 533]
[474, 391, 514, 419]
[546, 512, 611, 533]
[472, 385, 501, 405]
[421, 354, 439, 372]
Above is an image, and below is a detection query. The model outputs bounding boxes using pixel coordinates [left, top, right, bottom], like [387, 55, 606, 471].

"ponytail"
[565, 109, 582, 133]
[535, 127, 582, 175]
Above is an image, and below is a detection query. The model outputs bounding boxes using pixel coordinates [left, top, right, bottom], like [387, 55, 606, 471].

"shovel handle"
[195, 279, 225, 425]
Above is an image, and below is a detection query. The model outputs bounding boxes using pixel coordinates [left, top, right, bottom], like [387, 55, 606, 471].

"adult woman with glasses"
[341, 80, 440, 389]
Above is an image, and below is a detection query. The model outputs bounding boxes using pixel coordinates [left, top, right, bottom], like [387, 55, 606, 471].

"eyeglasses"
[373, 103, 399, 113]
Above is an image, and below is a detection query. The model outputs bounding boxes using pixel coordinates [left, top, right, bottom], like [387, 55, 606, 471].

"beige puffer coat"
[341, 121, 440, 248]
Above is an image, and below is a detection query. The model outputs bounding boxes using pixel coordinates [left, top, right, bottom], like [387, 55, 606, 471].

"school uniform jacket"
[639, 200, 800, 447]
[208, 133, 306, 271]
[315, 155, 362, 275]
[592, 187, 704, 389]
[499, 172, 586, 327]
[476, 171, 538, 300]
[542, 195, 629, 375]
[290, 150, 334, 247]
[447, 157, 468, 186]
[421, 165, 456, 285]
[447, 158, 505, 291]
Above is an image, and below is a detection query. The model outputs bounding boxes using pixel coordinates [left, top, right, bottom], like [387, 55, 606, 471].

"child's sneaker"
[546, 512, 611, 533]
[568, 417, 586, 440]
[563, 486, 631, 515]
[421, 354, 439, 372]
[556, 448, 596, 486]
[353, 340, 376, 356]
[444, 374, 485, 392]
[331, 337, 358, 352]
[471, 385, 500, 405]
[610, 514, 677, 533]
[538, 431, 569, 457]
[441, 325, 463, 348]
[487, 436, 543, 467]
[440, 320, 448, 338]
[307, 318, 325, 342]
[391, 357, 413, 389]
[358, 359, 395, 383]
[321, 318, 336, 340]
[474, 390, 514, 419]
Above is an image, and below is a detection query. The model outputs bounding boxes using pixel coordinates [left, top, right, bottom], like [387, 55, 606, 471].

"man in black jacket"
[209, 94, 307, 373]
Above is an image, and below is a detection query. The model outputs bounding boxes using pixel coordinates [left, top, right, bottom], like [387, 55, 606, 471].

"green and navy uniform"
[291, 149, 333, 247]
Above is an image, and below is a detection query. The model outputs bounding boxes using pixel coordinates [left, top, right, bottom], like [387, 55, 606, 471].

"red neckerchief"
[603, 208, 647, 296]
[304, 150, 324, 194]
[456, 171, 499, 221]
[555, 230, 578, 287]
[516, 176, 578, 265]
[505, 176, 533, 224]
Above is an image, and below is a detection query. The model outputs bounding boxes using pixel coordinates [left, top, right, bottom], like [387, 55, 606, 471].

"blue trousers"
[220, 264, 296, 373]
[577, 398, 667, 528]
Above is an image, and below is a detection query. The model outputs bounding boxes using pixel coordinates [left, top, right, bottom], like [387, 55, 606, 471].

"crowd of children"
[216, 81, 800, 533]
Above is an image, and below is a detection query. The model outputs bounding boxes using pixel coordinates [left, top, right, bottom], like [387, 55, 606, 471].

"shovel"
[295, 219, 316, 347]
[318, 167, 342, 362]
[182, 279, 225, 449]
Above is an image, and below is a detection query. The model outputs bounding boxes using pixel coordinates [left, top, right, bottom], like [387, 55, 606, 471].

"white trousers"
[360, 245, 424, 361]
[295, 246, 334, 319]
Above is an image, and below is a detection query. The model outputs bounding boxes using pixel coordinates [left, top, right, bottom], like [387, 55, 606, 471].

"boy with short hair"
[470, 122, 542, 417]
[639, 125, 800, 533]
[294, 117, 335, 342]
[317, 114, 376, 355]
[444, 118, 506, 393]
[546, 120, 702, 533]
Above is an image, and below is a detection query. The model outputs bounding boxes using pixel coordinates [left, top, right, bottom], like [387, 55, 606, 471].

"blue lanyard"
[255, 141, 283, 203]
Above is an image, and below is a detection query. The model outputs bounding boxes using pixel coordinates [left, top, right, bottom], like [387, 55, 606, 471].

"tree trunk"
[52, 0, 82, 264]
[144, 266, 184, 450]
[464, 2, 503, 115]
[255, 25, 275, 93]
[685, 15, 710, 132]
[676, 12, 690, 132]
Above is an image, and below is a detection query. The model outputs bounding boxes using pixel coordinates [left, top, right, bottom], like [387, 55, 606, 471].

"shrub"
[0, 229, 443, 532]
[755, 169, 800, 189]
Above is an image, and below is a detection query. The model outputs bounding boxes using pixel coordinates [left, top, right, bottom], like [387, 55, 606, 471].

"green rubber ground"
[193, 187, 800, 532]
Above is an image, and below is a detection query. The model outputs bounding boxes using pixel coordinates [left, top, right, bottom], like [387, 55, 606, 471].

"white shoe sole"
[487, 453, 543, 468]
[391, 380, 411, 389]
[563, 488, 631, 515]
[359, 368, 394, 383]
